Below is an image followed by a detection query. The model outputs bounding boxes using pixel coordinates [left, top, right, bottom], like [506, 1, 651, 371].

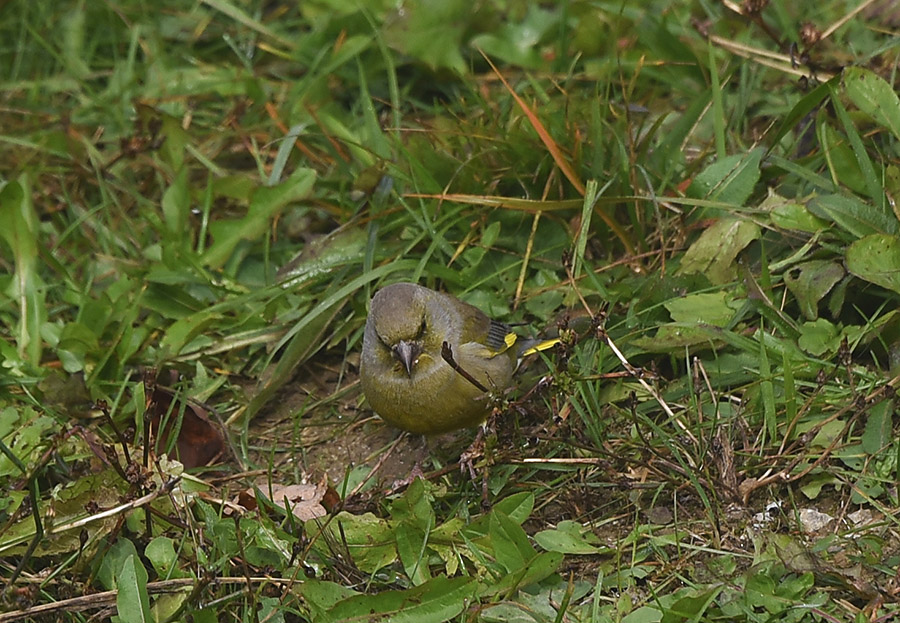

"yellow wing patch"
[520, 337, 560, 356]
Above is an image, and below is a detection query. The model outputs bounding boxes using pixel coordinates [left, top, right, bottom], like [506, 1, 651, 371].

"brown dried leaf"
[146, 372, 225, 469]
[242, 482, 329, 521]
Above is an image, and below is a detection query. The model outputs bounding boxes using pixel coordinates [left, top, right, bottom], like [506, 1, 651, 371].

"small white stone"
[799, 508, 833, 533]
[847, 509, 875, 528]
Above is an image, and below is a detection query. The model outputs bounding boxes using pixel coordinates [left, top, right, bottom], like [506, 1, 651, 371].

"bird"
[360, 282, 547, 434]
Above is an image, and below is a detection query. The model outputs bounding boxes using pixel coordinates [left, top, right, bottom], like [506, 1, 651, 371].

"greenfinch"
[360, 282, 527, 434]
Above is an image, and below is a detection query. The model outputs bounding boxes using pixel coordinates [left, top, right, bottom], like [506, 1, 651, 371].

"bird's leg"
[459, 425, 484, 480]
[388, 459, 427, 494]
[458, 413, 502, 508]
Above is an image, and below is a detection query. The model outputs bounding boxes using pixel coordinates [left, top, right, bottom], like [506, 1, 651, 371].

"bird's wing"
[486, 319, 516, 353]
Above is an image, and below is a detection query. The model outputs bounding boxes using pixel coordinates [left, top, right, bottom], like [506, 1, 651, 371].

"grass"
[2, 0, 900, 621]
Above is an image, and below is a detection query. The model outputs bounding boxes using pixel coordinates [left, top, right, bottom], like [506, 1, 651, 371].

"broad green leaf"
[142, 282, 207, 320]
[394, 522, 432, 586]
[479, 551, 564, 597]
[470, 5, 557, 69]
[846, 234, 900, 293]
[323, 576, 478, 623]
[769, 200, 829, 233]
[294, 580, 359, 620]
[829, 89, 886, 209]
[677, 219, 760, 284]
[664, 291, 735, 327]
[152, 593, 189, 622]
[56, 321, 101, 373]
[843, 67, 900, 142]
[157, 112, 190, 171]
[783, 260, 845, 320]
[390, 478, 435, 529]
[534, 520, 605, 554]
[162, 167, 190, 237]
[383, 0, 469, 74]
[392, 479, 434, 585]
[807, 194, 897, 237]
[464, 492, 534, 538]
[819, 119, 868, 196]
[305, 512, 397, 574]
[490, 510, 536, 573]
[0, 177, 45, 364]
[116, 554, 152, 623]
[797, 319, 840, 356]
[97, 539, 140, 590]
[159, 310, 224, 356]
[662, 586, 723, 621]
[202, 168, 316, 268]
[623, 606, 664, 623]
[761, 190, 829, 233]
[688, 148, 762, 207]
[145, 536, 184, 579]
[861, 400, 892, 455]
[492, 492, 535, 524]
[799, 473, 841, 499]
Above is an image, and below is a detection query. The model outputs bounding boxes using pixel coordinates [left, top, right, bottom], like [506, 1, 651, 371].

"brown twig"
[441, 342, 490, 393]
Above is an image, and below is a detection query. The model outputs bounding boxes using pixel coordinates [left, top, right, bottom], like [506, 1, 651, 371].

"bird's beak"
[392, 340, 422, 377]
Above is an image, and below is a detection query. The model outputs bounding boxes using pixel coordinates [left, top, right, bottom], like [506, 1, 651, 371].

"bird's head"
[370, 283, 433, 377]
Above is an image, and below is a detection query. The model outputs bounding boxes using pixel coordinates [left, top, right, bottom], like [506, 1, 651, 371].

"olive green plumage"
[360, 282, 518, 434]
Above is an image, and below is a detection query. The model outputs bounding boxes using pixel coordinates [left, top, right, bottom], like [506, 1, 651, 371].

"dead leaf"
[146, 371, 225, 469]
[233, 479, 332, 521]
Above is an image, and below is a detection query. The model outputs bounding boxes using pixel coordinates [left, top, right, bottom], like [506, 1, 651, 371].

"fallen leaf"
[146, 371, 225, 469]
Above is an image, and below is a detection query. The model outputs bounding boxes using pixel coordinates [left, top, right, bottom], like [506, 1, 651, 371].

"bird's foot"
[389, 461, 427, 493]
